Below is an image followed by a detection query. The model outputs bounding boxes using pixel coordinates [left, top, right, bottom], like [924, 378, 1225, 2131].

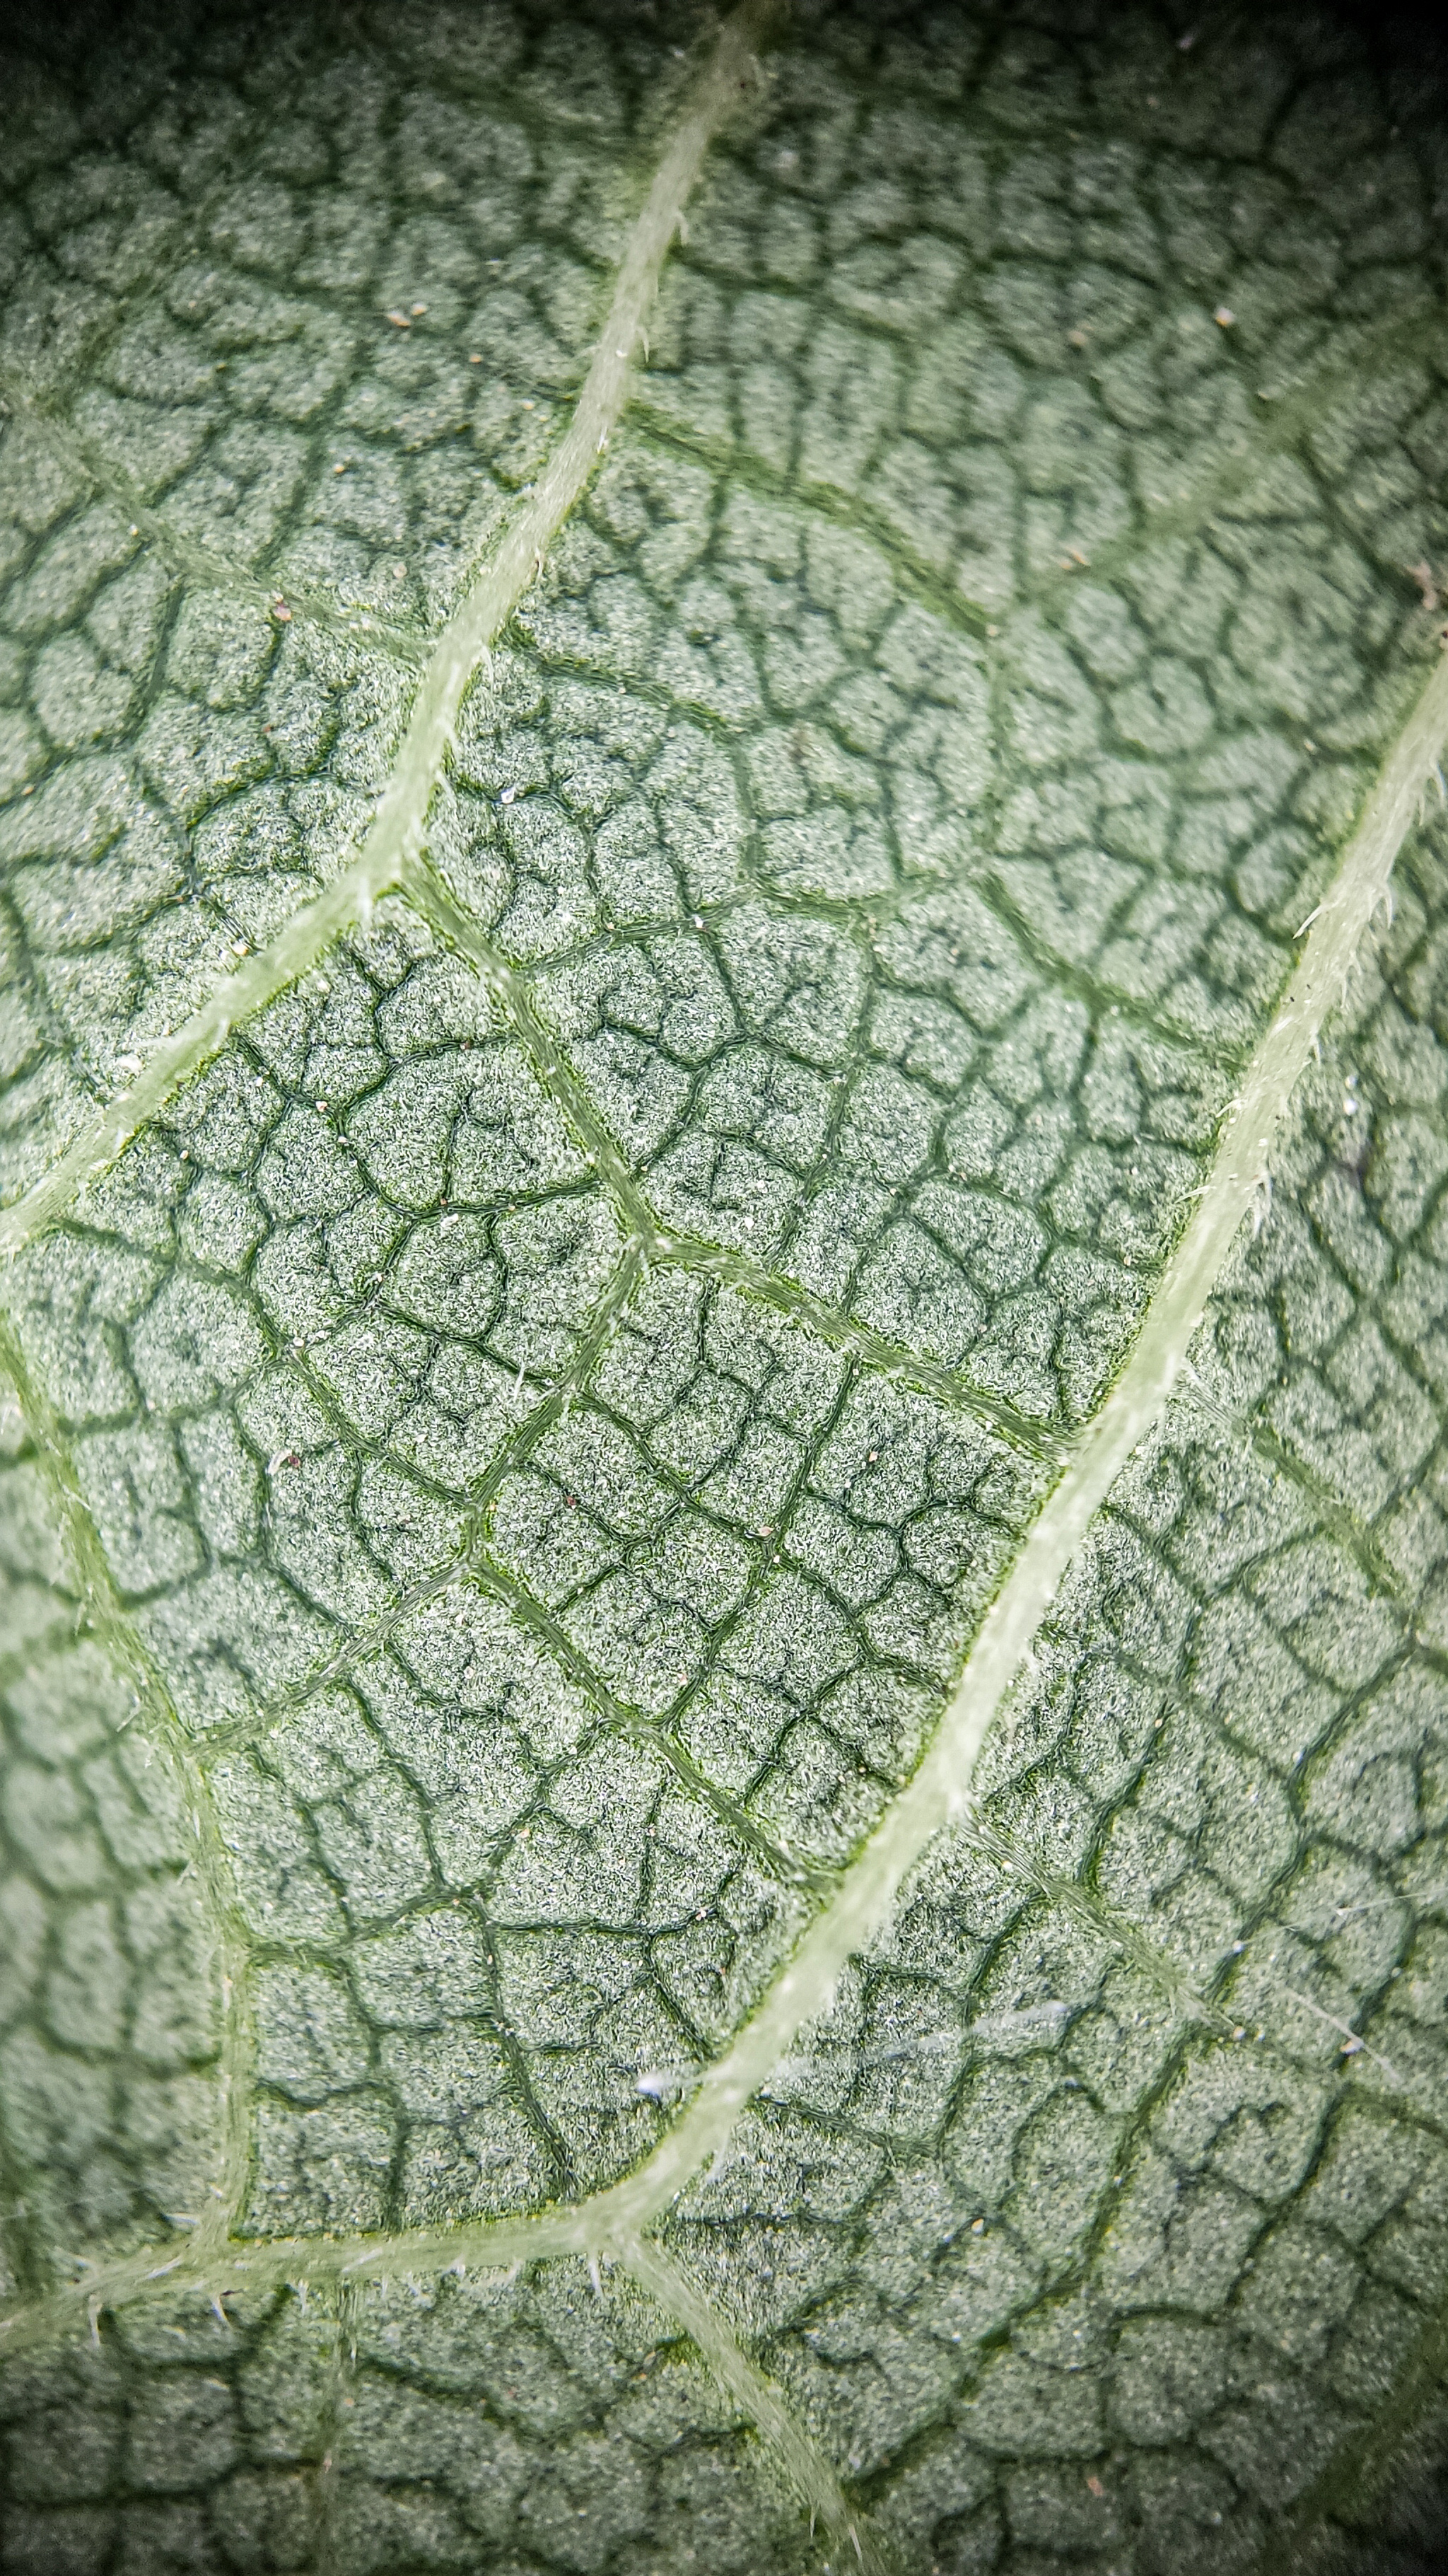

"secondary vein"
[589, 648, 1448, 2227]
[0, 0, 772, 1270]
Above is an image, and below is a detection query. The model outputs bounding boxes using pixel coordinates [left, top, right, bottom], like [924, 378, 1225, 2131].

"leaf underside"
[3, 3, 1448, 2571]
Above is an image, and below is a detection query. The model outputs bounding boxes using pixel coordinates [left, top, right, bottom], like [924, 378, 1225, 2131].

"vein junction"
[4, 6, 1448, 2563]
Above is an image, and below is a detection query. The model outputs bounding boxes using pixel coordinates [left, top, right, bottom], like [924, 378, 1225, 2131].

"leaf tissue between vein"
[2, 4, 1448, 2572]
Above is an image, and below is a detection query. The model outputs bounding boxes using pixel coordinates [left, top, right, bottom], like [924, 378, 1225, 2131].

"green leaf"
[3, 2, 1448, 2568]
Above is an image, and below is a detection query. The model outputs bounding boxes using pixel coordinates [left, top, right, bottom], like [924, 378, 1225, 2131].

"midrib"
[610, 651, 1448, 2225]
[4, 13, 1448, 2567]
[0, 0, 773, 1264]
[7, 638, 1437, 2483]
[0, 10, 880, 2557]
[3, 684, 1444, 2565]
[5, 81, 1426, 1267]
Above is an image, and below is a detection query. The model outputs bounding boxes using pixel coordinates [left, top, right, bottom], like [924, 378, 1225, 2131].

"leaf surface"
[3, 4, 1448, 2570]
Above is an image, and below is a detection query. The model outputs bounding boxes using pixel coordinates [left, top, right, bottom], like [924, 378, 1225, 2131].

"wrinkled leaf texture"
[3, 1, 1448, 2570]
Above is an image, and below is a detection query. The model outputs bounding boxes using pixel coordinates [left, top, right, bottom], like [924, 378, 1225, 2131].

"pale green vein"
[556, 648, 1448, 2225]
[0, 0, 773, 1269]
[0, 1323, 255, 2268]
[409, 853, 1063, 1463]
[624, 2232, 888, 2573]
[4, 16, 1447, 2554]
[5, 663, 1446, 2372]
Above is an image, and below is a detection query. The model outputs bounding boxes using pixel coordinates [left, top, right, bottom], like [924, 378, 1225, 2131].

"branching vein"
[597, 651, 1448, 2222]
[6, 9, 1448, 2562]
[0, 0, 772, 1269]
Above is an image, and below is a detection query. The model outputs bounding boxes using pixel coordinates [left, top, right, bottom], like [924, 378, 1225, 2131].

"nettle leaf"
[3, 0, 1448, 2567]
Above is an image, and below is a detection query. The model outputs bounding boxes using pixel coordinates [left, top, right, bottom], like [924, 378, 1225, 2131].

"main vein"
[0, 0, 770, 1269]
[5, 18, 1447, 2558]
[0, 14, 875, 2553]
[17, 646, 1440, 2389]
[579, 648, 1448, 2227]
